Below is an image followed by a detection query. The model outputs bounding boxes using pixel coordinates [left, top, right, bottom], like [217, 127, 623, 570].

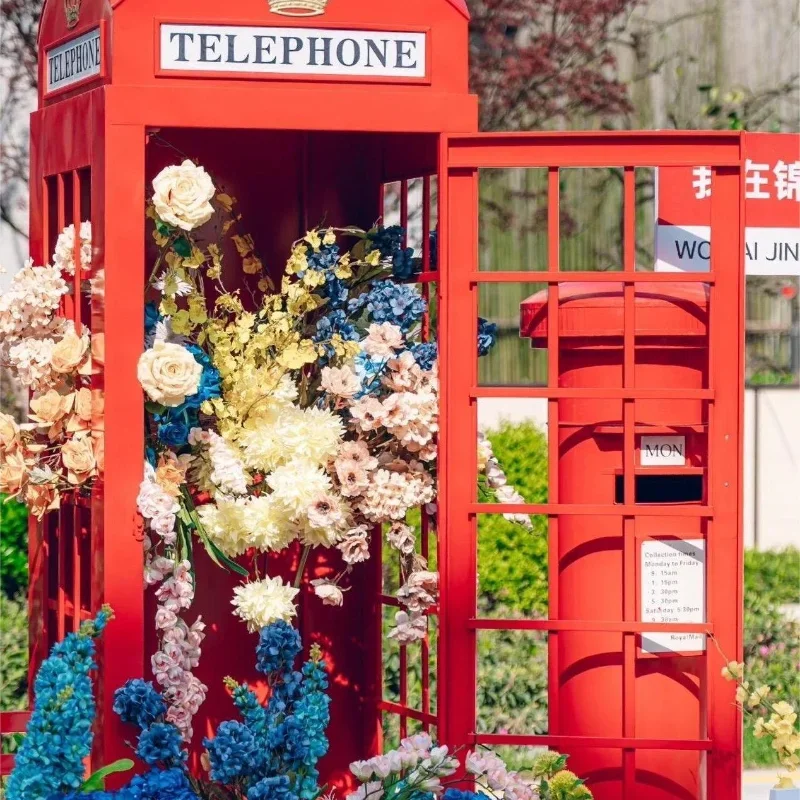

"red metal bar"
[469, 271, 716, 284]
[72, 168, 83, 331]
[57, 503, 67, 642]
[400, 180, 409, 245]
[469, 619, 714, 634]
[378, 701, 438, 726]
[474, 733, 713, 751]
[399, 645, 408, 739]
[472, 387, 716, 400]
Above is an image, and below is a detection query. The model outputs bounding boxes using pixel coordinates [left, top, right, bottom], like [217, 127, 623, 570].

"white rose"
[138, 341, 202, 407]
[152, 160, 215, 231]
[311, 579, 344, 607]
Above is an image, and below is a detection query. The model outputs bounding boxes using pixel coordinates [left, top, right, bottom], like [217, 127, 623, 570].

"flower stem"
[294, 545, 312, 589]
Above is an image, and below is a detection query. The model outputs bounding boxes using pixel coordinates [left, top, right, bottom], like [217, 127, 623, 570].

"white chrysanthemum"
[240, 406, 343, 472]
[267, 459, 332, 519]
[244, 494, 296, 551]
[207, 432, 250, 497]
[232, 577, 299, 633]
[197, 498, 250, 557]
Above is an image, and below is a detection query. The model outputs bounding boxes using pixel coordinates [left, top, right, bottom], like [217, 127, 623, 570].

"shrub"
[0, 594, 28, 712]
[0, 496, 28, 599]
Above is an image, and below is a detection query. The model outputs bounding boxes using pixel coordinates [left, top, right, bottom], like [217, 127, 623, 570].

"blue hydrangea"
[411, 343, 438, 371]
[307, 243, 340, 271]
[477, 317, 498, 357]
[232, 683, 269, 737]
[125, 768, 198, 800]
[443, 791, 482, 800]
[392, 247, 418, 281]
[204, 720, 260, 784]
[182, 345, 222, 409]
[362, 280, 427, 333]
[135, 722, 187, 768]
[256, 620, 302, 674]
[367, 225, 405, 258]
[313, 310, 358, 344]
[113, 679, 166, 730]
[6, 611, 110, 800]
[156, 416, 192, 448]
[145, 303, 161, 335]
[247, 776, 297, 800]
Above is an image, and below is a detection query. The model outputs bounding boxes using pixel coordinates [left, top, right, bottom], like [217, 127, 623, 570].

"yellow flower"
[232, 233, 255, 258]
[365, 249, 382, 266]
[322, 228, 336, 246]
[773, 702, 797, 719]
[304, 230, 322, 252]
[735, 685, 750, 705]
[216, 193, 235, 212]
[243, 255, 263, 275]
[277, 340, 318, 370]
[286, 245, 308, 275]
[183, 246, 206, 269]
[754, 717, 766, 738]
[748, 685, 770, 708]
[335, 254, 353, 280]
[188, 295, 208, 324]
[721, 661, 744, 681]
[160, 297, 178, 317]
[776, 775, 797, 789]
[302, 269, 326, 288]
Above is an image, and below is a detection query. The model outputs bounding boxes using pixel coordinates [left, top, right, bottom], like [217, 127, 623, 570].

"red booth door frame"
[437, 130, 745, 800]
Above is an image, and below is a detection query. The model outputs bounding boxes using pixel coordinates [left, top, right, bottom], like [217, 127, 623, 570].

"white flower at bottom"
[231, 577, 299, 632]
[347, 782, 384, 800]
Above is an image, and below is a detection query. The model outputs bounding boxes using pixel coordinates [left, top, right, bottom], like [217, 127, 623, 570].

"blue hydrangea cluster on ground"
[6, 608, 112, 800]
[204, 620, 330, 800]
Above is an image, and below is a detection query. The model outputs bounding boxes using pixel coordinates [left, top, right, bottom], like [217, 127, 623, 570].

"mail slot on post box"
[520, 281, 710, 798]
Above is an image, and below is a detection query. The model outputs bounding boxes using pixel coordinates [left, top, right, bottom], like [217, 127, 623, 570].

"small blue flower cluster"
[124, 767, 198, 800]
[135, 722, 187, 768]
[204, 622, 330, 800]
[348, 280, 427, 333]
[477, 316, 498, 357]
[7, 610, 111, 800]
[411, 342, 438, 371]
[367, 225, 419, 281]
[112, 679, 166, 730]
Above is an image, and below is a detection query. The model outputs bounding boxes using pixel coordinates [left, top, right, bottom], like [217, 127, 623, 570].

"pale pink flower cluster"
[357, 458, 435, 523]
[52, 221, 92, 276]
[466, 750, 536, 800]
[479, 432, 533, 530]
[150, 558, 208, 740]
[362, 323, 404, 358]
[0, 260, 68, 344]
[349, 734, 458, 799]
[397, 570, 438, 614]
[387, 610, 427, 645]
[137, 463, 180, 546]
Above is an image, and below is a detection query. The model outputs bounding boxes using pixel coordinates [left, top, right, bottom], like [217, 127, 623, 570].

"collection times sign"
[159, 25, 427, 79]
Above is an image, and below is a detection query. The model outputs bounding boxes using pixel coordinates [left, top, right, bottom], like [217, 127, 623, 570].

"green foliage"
[480, 422, 549, 618]
[0, 496, 28, 599]
[743, 547, 800, 767]
[0, 594, 28, 712]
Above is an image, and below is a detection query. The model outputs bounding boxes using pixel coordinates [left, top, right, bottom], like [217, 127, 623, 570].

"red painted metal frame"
[438, 131, 744, 799]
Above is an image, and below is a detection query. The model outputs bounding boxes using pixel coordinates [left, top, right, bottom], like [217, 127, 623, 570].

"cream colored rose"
[137, 341, 202, 407]
[26, 483, 58, 519]
[30, 390, 74, 425]
[51, 328, 88, 374]
[0, 413, 20, 453]
[152, 160, 216, 232]
[0, 447, 27, 495]
[74, 388, 93, 422]
[62, 433, 96, 485]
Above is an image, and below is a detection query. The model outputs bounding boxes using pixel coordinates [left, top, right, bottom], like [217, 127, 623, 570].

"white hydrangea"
[240, 405, 343, 472]
[266, 459, 332, 519]
[231, 576, 299, 632]
[0, 261, 68, 344]
[52, 221, 92, 276]
[207, 431, 250, 497]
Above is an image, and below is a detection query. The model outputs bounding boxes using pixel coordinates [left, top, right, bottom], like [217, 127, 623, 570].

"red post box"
[520, 282, 712, 799]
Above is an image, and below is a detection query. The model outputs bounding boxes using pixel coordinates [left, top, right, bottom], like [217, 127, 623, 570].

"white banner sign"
[159, 24, 427, 79]
[641, 539, 706, 655]
[640, 436, 686, 467]
[656, 224, 800, 276]
[47, 27, 101, 94]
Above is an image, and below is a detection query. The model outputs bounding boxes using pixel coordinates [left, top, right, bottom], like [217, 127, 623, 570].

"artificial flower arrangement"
[720, 658, 799, 789]
[0, 221, 99, 515]
[7, 611, 592, 800]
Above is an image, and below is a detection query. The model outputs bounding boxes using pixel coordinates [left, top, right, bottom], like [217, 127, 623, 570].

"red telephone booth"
[25, 0, 745, 797]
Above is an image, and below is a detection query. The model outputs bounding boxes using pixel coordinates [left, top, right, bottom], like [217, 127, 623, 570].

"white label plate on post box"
[46, 27, 102, 94]
[640, 435, 686, 466]
[159, 24, 427, 79]
[641, 539, 706, 654]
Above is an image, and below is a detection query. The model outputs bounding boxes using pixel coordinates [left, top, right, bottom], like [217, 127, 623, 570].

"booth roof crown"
[269, 0, 328, 15]
[64, 0, 81, 27]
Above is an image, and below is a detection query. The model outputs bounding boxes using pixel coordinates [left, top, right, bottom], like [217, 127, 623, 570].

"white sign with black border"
[640, 435, 687, 467]
[47, 27, 102, 94]
[159, 24, 427, 79]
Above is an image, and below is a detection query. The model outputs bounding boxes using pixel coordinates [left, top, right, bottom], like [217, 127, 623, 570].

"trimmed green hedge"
[0, 496, 28, 599]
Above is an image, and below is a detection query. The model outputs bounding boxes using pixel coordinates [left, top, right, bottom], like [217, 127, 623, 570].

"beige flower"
[0, 413, 20, 453]
[30, 389, 74, 426]
[155, 454, 186, 498]
[26, 483, 58, 519]
[51, 327, 89, 374]
[137, 341, 202, 407]
[152, 160, 215, 231]
[362, 323, 404, 358]
[311, 579, 345, 607]
[93, 431, 105, 476]
[0, 447, 27, 496]
[61, 433, 97, 484]
[74, 387, 93, 422]
[320, 365, 360, 398]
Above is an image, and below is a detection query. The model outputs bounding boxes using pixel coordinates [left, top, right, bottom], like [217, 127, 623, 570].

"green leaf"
[197, 526, 249, 577]
[173, 237, 192, 258]
[145, 401, 166, 415]
[80, 759, 134, 792]
[155, 219, 172, 237]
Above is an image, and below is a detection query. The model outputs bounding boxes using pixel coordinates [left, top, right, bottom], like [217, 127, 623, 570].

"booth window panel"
[559, 168, 624, 273]
[632, 750, 706, 800]
[381, 175, 438, 276]
[633, 168, 656, 272]
[477, 514, 548, 620]
[478, 282, 548, 387]
[478, 168, 549, 272]
[746, 275, 799, 385]
[476, 629, 549, 736]
[477, 398, 549, 505]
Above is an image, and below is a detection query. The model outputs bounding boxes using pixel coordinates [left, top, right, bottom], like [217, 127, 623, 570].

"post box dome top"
[38, 0, 474, 121]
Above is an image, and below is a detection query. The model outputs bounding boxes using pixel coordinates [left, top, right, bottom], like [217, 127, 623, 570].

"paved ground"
[743, 770, 783, 800]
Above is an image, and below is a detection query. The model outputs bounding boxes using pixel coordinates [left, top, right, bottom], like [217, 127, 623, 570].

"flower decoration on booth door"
[0, 219, 99, 516]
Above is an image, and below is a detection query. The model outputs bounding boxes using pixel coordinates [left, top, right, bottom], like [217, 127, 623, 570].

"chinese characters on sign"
[657, 133, 800, 276]
[641, 539, 706, 655]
